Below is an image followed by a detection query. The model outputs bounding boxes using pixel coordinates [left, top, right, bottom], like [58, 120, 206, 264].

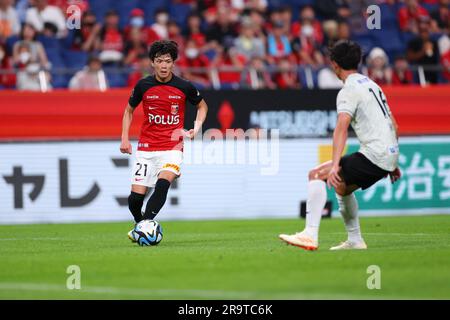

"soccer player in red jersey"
[120, 40, 208, 241]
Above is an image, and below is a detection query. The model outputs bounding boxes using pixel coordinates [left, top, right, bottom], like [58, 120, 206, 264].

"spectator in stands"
[68, 55, 108, 90]
[437, 24, 450, 56]
[196, 0, 216, 15]
[204, 0, 239, 25]
[123, 27, 148, 66]
[233, 17, 265, 62]
[211, 45, 246, 89]
[0, 0, 20, 42]
[184, 12, 206, 48]
[98, 10, 124, 64]
[151, 8, 169, 40]
[407, 17, 440, 83]
[266, 21, 292, 64]
[442, 47, 450, 82]
[70, 10, 101, 52]
[47, 0, 89, 17]
[266, 7, 282, 33]
[0, 44, 15, 88]
[438, 32, 450, 81]
[177, 38, 211, 88]
[124, 8, 144, 36]
[291, 6, 324, 46]
[346, 0, 372, 35]
[127, 53, 151, 87]
[231, 0, 268, 13]
[13, 23, 49, 69]
[279, 6, 293, 38]
[206, 5, 238, 48]
[25, 0, 67, 38]
[315, 0, 351, 20]
[337, 20, 351, 41]
[322, 20, 339, 49]
[124, 8, 159, 46]
[392, 55, 414, 85]
[168, 20, 185, 53]
[431, 0, 450, 33]
[240, 56, 276, 89]
[365, 47, 393, 85]
[4, 0, 448, 90]
[15, 0, 28, 23]
[42, 21, 59, 38]
[272, 57, 300, 89]
[398, 0, 430, 33]
[291, 6, 325, 67]
[247, 9, 265, 39]
[16, 42, 51, 91]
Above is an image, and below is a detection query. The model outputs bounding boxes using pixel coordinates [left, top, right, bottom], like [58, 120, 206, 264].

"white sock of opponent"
[336, 193, 363, 243]
[304, 180, 327, 242]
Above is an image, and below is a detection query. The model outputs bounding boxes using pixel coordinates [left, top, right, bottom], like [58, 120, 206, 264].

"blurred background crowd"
[0, 0, 449, 91]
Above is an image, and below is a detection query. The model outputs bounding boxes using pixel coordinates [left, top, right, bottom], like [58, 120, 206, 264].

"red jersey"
[128, 74, 203, 152]
[101, 26, 124, 52]
[398, 6, 429, 31]
[177, 54, 210, 82]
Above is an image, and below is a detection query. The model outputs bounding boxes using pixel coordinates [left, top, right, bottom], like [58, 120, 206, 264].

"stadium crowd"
[0, 0, 449, 90]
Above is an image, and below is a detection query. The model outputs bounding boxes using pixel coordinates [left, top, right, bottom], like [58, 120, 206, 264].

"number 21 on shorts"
[135, 162, 148, 177]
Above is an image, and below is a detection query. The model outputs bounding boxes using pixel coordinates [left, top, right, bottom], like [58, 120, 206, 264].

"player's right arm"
[121, 81, 144, 154]
[328, 113, 352, 189]
[120, 103, 135, 154]
[328, 86, 357, 188]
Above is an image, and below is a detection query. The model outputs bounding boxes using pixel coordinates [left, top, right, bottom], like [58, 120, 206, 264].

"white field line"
[0, 282, 417, 300]
[0, 282, 254, 299]
[0, 237, 62, 241]
[0, 233, 446, 241]
[0, 233, 448, 243]
[328, 232, 449, 237]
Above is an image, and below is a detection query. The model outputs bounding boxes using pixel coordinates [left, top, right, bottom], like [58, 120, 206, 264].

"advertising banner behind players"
[1, 137, 449, 224]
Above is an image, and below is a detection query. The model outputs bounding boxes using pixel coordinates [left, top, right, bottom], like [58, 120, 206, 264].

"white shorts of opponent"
[131, 150, 182, 188]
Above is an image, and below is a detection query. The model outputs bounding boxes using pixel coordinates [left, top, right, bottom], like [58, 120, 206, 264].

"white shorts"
[131, 150, 183, 187]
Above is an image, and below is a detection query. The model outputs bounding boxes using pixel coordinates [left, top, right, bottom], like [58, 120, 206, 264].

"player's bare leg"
[279, 161, 367, 251]
[330, 184, 367, 250]
[157, 170, 178, 183]
[279, 161, 332, 250]
[142, 170, 178, 220]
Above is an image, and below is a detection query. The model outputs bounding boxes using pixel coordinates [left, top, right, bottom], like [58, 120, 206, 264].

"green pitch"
[1, 215, 449, 300]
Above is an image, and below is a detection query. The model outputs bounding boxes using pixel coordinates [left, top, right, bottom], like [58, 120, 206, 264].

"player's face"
[152, 53, 174, 81]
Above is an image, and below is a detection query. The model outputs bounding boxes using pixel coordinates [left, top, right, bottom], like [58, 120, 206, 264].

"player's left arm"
[391, 113, 399, 141]
[389, 112, 402, 183]
[327, 112, 352, 189]
[186, 99, 208, 139]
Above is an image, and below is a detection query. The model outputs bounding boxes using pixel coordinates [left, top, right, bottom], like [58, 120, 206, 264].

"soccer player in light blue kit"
[280, 40, 402, 250]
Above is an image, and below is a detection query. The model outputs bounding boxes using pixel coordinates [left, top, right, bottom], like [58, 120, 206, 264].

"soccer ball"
[134, 219, 163, 246]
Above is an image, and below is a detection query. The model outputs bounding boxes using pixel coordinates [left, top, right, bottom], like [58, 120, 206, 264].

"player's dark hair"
[329, 40, 362, 70]
[148, 40, 178, 61]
